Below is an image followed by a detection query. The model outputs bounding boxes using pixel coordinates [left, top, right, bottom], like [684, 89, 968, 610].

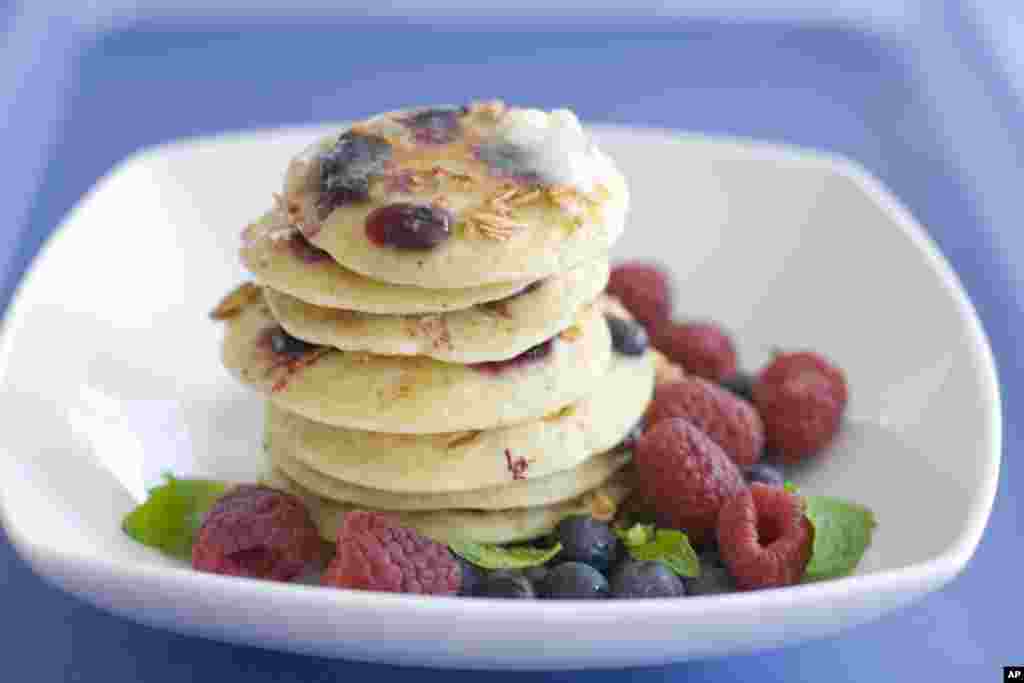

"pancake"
[221, 292, 612, 433]
[241, 209, 535, 313]
[265, 467, 634, 545]
[270, 447, 631, 511]
[263, 258, 608, 363]
[261, 348, 654, 492]
[275, 102, 628, 288]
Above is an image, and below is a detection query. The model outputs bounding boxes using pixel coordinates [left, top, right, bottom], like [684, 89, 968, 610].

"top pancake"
[272, 102, 628, 289]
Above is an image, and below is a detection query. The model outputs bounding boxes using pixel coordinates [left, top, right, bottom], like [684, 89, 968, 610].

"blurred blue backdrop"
[0, 1, 1021, 681]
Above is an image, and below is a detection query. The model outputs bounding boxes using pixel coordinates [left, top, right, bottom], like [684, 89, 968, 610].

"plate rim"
[0, 123, 1002, 640]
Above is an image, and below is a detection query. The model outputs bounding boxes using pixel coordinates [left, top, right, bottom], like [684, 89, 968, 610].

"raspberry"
[633, 418, 746, 545]
[322, 511, 460, 595]
[652, 321, 737, 383]
[606, 262, 672, 330]
[716, 483, 813, 590]
[753, 351, 848, 464]
[646, 377, 765, 467]
[192, 485, 321, 581]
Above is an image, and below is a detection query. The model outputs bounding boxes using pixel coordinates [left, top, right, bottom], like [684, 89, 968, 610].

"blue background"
[1, 2, 1021, 680]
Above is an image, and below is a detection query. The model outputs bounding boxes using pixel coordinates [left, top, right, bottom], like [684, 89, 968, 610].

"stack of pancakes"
[215, 102, 656, 544]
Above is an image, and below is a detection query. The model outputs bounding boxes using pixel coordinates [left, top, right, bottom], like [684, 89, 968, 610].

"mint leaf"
[614, 523, 655, 548]
[122, 475, 230, 560]
[784, 481, 800, 494]
[449, 540, 562, 570]
[616, 524, 700, 578]
[802, 496, 876, 582]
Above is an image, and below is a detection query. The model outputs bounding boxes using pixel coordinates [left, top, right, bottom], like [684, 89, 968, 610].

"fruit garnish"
[192, 485, 321, 581]
[605, 314, 648, 356]
[122, 475, 230, 560]
[323, 511, 459, 594]
[448, 539, 562, 570]
[652, 321, 738, 383]
[614, 523, 700, 578]
[744, 463, 785, 488]
[646, 376, 765, 468]
[606, 262, 673, 330]
[717, 483, 813, 590]
[611, 559, 687, 598]
[633, 418, 745, 545]
[802, 496, 876, 582]
[753, 351, 848, 464]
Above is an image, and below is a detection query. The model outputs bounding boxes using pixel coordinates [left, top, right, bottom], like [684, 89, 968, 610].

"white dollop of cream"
[496, 107, 602, 193]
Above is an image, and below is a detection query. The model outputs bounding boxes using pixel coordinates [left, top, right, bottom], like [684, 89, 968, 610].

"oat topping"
[558, 324, 583, 342]
[463, 185, 536, 240]
[468, 99, 507, 120]
[543, 404, 577, 421]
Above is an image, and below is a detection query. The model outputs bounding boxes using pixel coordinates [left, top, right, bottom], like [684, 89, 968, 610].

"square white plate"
[0, 125, 1001, 670]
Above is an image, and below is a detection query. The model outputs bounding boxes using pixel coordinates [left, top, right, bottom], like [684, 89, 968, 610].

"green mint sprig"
[614, 523, 700, 578]
[122, 475, 230, 560]
[802, 495, 876, 582]
[448, 540, 562, 570]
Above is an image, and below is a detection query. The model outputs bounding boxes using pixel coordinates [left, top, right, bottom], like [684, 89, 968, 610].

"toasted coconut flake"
[210, 283, 262, 320]
[469, 99, 507, 119]
[465, 212, 526, 241]
[506, 188, 543, 206]
[545, 184, 584, 213]
[559, 324, 583, 342]
[543, 404, 576, 422]
[348, 122, 375, 136]
[430, 166, 475, 185]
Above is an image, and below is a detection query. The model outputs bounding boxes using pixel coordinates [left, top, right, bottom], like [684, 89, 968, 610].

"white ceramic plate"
[0, 125, 1001, 670]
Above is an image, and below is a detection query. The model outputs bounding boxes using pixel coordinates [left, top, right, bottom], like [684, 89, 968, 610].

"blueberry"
[719, 372, 756, 403]
[611, 560, 687, 599]
[744, 462, 785, 488]
[685, 551, 736, 595]
[700, 547, 725, 568]
[524, 565, 549, 586]
[540, 562, 610, 599]
[555, 516, 618, 572]
[605, 315, 648, 356]
[269, 327, 315, 356]
[318, 130, 392, 212]
[478, 569, 535, 599]
[526, 533, 557, 549]
[456, 557, 483, 597]
[365, 203, 452, 250]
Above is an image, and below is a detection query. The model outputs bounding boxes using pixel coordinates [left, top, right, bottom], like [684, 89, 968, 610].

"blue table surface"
[1, 4, 1022, 681]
